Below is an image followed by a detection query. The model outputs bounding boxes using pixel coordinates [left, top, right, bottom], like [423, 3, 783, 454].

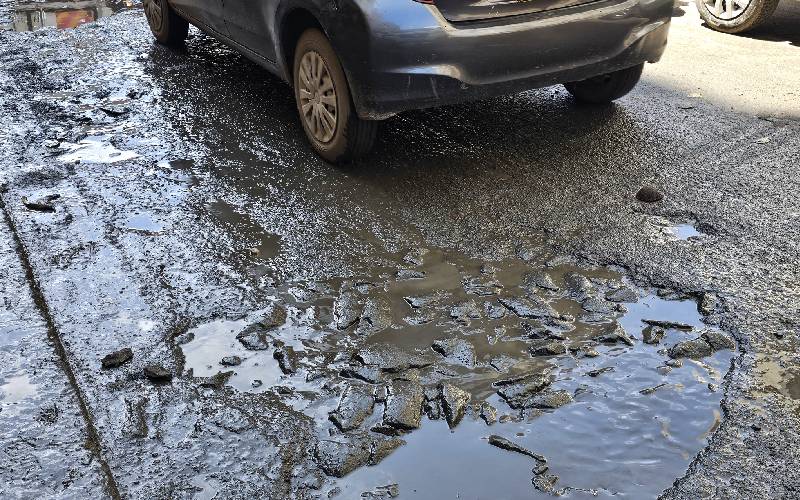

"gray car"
[143, 0, 673, 162]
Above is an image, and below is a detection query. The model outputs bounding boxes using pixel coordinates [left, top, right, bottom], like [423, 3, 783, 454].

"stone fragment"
[329, 385, 375, 431]
[333, 292, 361, 330]
[488, 435, 546, 462]
[432, 338, 476, 367]
[593, 323, 635, 347]
[101, 347, 133, 369]
[643, 319, 693, 331]
[143, 364, 172, 382]
[521, 271, 559, 292]
[315, 439, 371, 478]
[498, 296, 556, 319]
[605, 286, 638, 303]
[236, 304, 287, 350]
[396, 269, 425, 280]
[439, 383, 471, 428]
[220, 355, 242, 367]
[273, 346, 297, 374]
[383, 380, 424, 431]
[340, 365, 382, 384]
[642, 325, 667, 345]
[529, 342, 567, 357]
[494, 373, 552, 409]
[479, 402, 497, 425]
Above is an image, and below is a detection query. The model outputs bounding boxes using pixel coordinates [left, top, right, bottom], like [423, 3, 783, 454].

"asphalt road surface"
[1, 2, 798, 499]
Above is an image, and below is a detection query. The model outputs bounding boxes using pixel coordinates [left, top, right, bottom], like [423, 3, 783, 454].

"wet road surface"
[1, 1, 799, 498]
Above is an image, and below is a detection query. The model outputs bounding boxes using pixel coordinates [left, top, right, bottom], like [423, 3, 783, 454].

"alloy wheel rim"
[144, 0, 163, 31]
[703, 0, 752, 20]
[298, 51, 338, 144]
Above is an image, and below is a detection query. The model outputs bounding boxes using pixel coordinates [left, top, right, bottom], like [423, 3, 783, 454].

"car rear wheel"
[144, 0, 189, 46]
[293, 29, 378, 163]
[695, 0, 779, 34]
[563, 64, 644, 105]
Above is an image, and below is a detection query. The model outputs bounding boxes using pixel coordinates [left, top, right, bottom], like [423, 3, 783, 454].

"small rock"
[636, 186, 664, 203]
[639, 383, 669, 395]
[432, 338, 476, 367]
[462, 275, 504, 296]
[340, 365, 382, 384]
[593, 323, 635, 347]
[479, 402, 497, 425]
[494, 372, 552, 409]
[251, 379, 263, 388]
[100, 104, 129, 117]
[697, 293, 718, 316]
[197, 371, 232, 389]
[236, 304, 288, 350]
[220, 355, 242, 367]
[642, 325, 667, 345]
[498, 296, 557, 319]
[563, 273, 595, 300]
[665, 358, 683, 368]
[605, 287, 638, 303]
[450, 300, 481, 322]
[333, 292, 361, 330]
[22, 195, 59, 212]
[668, 338, 713, 359]
[361, 483, 400, 498]
[488, 435, 546, 462]
[396, 269, 425, 280]
[524, 390, 573, 409]
[383, 380, 424, 431]
[143, 364, 172, 382]
[355, 297, 393, 335]
[521, 271, 559, 292]
[101, 348, 133, 369]
[330, 385, 375, 431]
[484, 301, 507, 319]
[369, 438, 405, 466]
[273, 346, 297, 374]
[439, 383, 471, 428]
[529, 342, 566, 357]
[702, 329, 735, 351]
[403, 248, 427, 266]
[587, 367, 614, 377]
[314, 439, 371, 478]
[643, 319, 693, 331]
[532, 473, 560, 493]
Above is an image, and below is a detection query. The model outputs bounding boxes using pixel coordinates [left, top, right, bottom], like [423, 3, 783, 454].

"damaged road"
[1, 2, 799, 499]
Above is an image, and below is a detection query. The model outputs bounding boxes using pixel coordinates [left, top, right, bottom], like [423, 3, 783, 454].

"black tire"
[695, 0, 779, 34]
[144, 0, 189, 46]
[563, 64, 644, 105]
[293, 29, 378, 163]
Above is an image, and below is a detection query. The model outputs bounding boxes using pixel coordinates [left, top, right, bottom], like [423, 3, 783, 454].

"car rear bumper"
[335, 0, 672, 119]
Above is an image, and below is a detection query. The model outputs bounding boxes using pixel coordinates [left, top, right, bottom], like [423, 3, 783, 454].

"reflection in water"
[2, 0, 138, 32]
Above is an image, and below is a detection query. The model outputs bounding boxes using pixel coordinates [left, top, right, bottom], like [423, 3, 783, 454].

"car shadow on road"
[146, 31, 657, 217]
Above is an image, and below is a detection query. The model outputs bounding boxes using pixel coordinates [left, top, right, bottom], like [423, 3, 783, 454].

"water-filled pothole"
[180, 248, 733, 496]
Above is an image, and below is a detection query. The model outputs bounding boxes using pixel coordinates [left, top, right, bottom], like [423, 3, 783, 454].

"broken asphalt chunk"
[431, 338, 476, 368]
[439, 382, 471, 428]
[488, 435, 546, 462]
[382, 380, 424, 431]
[143, 364, 172, 383]
[329, 385, 375, 432]
[498, 296, 557, 319]
[101, 347, 133, 369]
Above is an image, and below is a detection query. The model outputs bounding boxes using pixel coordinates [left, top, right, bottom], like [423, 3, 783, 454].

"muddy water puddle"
[180, 246, 734, 497]
[2, 0, 139, 32]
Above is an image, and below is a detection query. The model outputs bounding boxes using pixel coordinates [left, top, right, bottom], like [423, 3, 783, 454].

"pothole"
[179, 248, 734, 496]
